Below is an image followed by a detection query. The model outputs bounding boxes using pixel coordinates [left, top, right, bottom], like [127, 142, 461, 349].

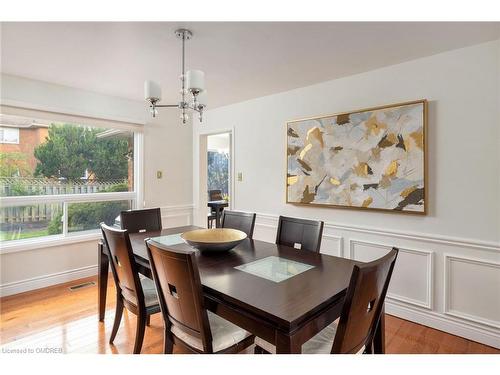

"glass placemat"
[234, 256, 314, 283]
[150, 233, 184, 246]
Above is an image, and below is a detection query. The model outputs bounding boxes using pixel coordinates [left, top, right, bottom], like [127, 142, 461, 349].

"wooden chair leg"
[109, 298, 124, 344]
[163, 328, 174, 354]
[133, 313, 147, 354]
[146, 315, 151, 326]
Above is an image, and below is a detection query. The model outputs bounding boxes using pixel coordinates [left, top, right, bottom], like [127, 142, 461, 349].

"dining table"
[207, 200, 228, 228]
[97, 225, 386, 354]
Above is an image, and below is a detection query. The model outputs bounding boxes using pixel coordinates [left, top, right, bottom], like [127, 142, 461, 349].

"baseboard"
[0, 265, 98, 297]
[386, 300, 500, 349]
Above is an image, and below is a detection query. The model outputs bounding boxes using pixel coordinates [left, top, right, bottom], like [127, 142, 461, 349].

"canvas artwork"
[286, 100, 426, 214]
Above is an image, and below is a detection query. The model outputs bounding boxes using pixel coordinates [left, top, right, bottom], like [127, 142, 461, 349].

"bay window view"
[0, 113, 137, 243]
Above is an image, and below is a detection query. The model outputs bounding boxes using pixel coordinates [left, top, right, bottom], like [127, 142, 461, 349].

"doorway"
[207, 132, 231, 200]
[197, 130, 233, 228]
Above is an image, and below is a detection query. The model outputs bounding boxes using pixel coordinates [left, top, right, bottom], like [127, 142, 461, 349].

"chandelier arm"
[153, 104, 179, 108]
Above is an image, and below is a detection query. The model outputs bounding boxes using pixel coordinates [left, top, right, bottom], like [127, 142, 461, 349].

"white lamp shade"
[144, 80, 162, 102]
[186, 70, 205, 91]
[197, 91, 208, 106]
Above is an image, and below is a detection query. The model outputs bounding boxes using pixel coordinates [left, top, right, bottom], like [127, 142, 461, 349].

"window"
[0, 114, 142, 248]
[0, 127, 20, 144]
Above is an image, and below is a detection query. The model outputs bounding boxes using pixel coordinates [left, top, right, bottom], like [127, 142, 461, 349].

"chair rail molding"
[254, 213, 500, 253]
[160, 204, 194, 228]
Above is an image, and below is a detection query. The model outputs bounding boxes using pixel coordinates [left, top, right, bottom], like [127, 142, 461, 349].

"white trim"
[198, 127, 235, 210]
[444, 254, 500, 329]
[134, 132, 145, 209]
[0, 265, 98, 297]
[0, 231, 102, 254]
[386, 300, 500, 349]
[322, 234, 344, 257]
[349, 239, 434, 310]
[256, 212, 500, 253]
[0, 100, 145, 128]
[0, 191, 136, 207]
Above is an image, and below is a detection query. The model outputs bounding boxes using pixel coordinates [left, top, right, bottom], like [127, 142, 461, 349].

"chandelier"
[144, 28, 206, 124]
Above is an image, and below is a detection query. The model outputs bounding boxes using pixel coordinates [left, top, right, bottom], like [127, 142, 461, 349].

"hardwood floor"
[1, 275, 498, 354]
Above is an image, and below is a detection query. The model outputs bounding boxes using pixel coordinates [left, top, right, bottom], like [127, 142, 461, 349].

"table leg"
[275, 332, 301, 354]
[373, 303, 386, 354]
[98, 240, 109, 322]
[215, 208, 222, 228]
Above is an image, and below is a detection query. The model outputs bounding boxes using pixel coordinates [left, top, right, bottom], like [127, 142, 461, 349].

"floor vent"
[68, 281, 96, 291]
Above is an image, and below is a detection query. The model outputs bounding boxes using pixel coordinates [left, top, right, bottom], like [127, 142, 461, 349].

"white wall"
[0, 74, 193, 294]
[194, 41, 500, 347]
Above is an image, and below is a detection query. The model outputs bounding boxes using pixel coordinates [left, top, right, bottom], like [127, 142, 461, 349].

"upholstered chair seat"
[254, 320, 360, 354]
[171, 311, 253, 352]
[139, 277, 159, 308]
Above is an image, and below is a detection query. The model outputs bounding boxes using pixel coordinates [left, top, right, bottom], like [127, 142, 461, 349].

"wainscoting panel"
[160, 204, 194, 228]
[444, 255, 500, 329]
[252, 212, 500, 348]
[349, 239, 433, 309]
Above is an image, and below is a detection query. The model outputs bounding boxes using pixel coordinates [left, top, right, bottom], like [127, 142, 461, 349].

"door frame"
[198, 128, 234, 226]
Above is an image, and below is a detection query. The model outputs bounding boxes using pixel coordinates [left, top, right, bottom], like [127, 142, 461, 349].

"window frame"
[0, 131, 144, 254]
[0, 127, 20, 144]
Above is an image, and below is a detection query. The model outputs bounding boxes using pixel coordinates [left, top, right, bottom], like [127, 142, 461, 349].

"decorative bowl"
[181, 228, 247, 253]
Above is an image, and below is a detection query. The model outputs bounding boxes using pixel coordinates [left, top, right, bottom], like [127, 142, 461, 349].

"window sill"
[0, 231, 102, 254]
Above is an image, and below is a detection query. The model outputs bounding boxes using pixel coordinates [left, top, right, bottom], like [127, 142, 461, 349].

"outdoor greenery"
[34, 124, 131, 181]
[47, 183, 129, 235]
[1, 123, 134, 241]
[0, 152, 32, 177]
[208, 151, 229, 195]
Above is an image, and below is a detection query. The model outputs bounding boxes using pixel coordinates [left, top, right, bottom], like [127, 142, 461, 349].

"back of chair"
[221, 210, 256, 239]
[208, 189, 223, 201]
[331, 248, 398, 354]
[146, 240, 213, 351]
[100, 223, 144, 307]
[120, 208, 162, 233]
[275, 216, 324, 252]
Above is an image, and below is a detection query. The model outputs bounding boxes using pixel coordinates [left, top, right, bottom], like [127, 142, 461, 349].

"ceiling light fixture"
[144, 29, 206, 124]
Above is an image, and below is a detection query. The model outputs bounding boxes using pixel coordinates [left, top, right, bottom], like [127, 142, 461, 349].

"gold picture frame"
[285, 99, 428, 215]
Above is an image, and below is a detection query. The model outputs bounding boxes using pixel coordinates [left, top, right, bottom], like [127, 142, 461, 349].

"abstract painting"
[286, 100, 427, 214]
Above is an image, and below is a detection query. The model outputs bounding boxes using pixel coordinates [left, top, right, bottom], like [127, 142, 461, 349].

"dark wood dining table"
[207, 200, 228, 227]
[98, 225, 386, 354]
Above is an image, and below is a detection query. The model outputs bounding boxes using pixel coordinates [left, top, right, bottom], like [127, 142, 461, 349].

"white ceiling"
[1, 22, 499, 108]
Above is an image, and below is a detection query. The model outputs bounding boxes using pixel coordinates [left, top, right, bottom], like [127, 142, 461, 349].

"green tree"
[34, 124, 130, 181]
[34, 125, 93, 180]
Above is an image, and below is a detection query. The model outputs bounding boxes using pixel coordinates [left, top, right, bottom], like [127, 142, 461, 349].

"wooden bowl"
[181, 228, 247, 253]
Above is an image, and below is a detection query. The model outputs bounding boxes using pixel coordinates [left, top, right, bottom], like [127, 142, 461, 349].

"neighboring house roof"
[0, 114, 50, 129]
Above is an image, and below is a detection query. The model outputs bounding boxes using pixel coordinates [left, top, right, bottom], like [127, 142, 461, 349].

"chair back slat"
[101, 223, 144, 307]
[275, 216, 324, 252]
[332, 248, 398, 354]
[221, 211, 256, 239]
[146, 240, 212, 351]
[120, 208, 162, 233]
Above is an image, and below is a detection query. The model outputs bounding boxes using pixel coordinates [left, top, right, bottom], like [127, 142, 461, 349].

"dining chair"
[207, 190, 224, 228]
[207, 212, 217, 229]
[146, 239, 255, 354]
[275, 215, 324, 252]
[100, 223, 161, 354]
[221, 210, 256, 239]
[120, 208, 162, 233]
[254, 247, 399, 354]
